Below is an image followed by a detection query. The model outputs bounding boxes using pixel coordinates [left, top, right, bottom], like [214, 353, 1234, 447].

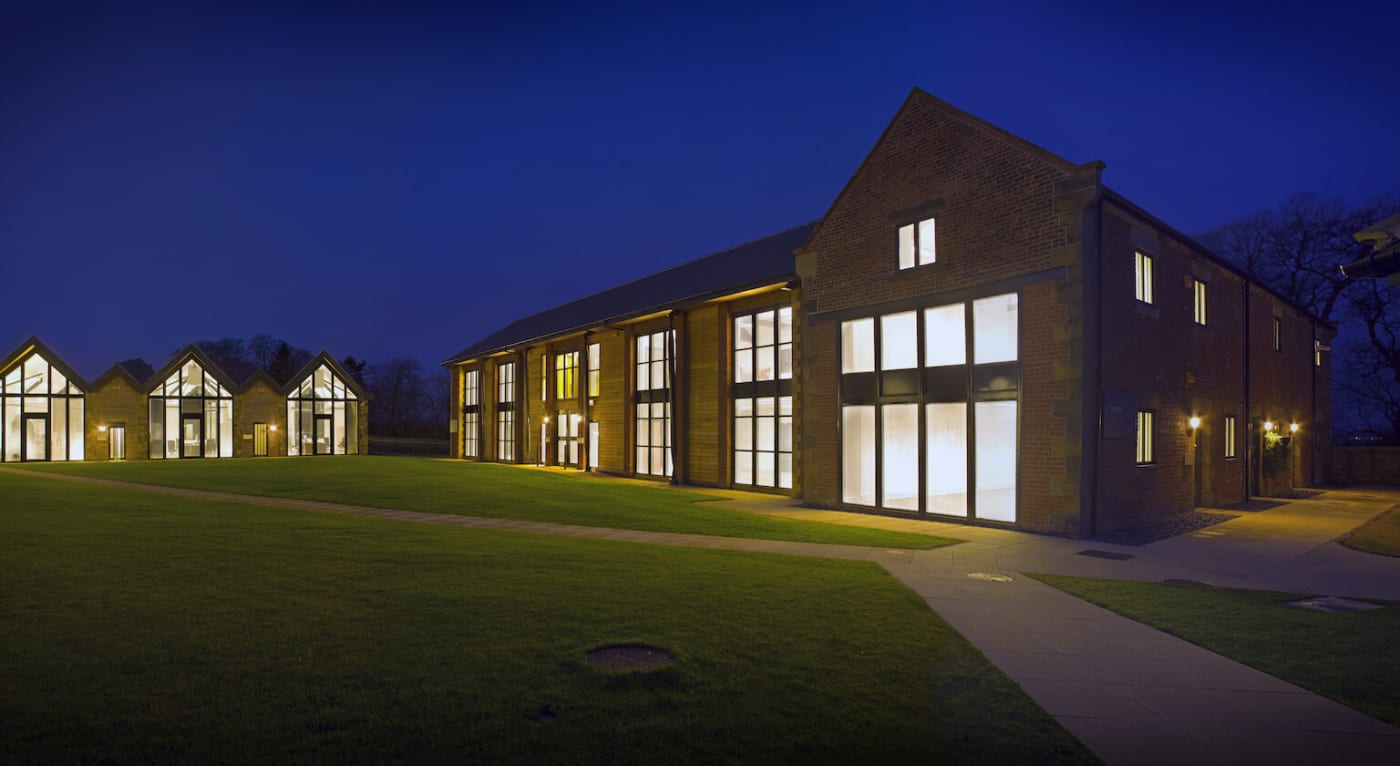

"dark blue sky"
[3, 0, 1396, 380]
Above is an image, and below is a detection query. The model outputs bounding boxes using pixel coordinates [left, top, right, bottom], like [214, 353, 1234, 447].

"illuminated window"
[0, 348, 84, 462]
[635, 331, 673, 477]
[587, 343, 601, 397]
[1193, 279, 1207, 326]
[733, 307, 793, 489]
[1314, 340, 1321, 367]
[149, 357, 231, 460]
[497, 361, 515, 460]
[897, 217, 936, 270]
[540, 355, 548, 401]
[462, 369, 480, 459]
[1224, 415, 1237, 459]
[1135, 252, 1154, 304]
[555, 351, 578, 400]
[1136, 411, 1154, 465]
[286, 363, 360, 456]
[839, 293, 1019, 522]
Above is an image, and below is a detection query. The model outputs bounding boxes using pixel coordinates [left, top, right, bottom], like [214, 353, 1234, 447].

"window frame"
[731, 305, 794, 490]
[897, 216, 937, 271]
[1224, 414, 1237, 460]
[1136, 410, 1155, 465]
[587, 343, 601, 397]
[1193, 278, 1207, 326]
[1135, 251, 1154, 305]
[555, 350, 579, 401]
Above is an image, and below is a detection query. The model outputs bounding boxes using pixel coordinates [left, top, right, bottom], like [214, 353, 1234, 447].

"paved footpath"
[7, 468, 1400, 765]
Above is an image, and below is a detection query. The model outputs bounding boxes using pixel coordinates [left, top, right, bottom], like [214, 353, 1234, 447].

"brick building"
[447, 88, 1327, 535]
[0, 338, 368, 461]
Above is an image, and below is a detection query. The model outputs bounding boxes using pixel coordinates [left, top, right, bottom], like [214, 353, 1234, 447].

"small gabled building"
[86, 361, 150, 461]
[280, 352, 368, 456]
[0, 337, 87, 462]
[234, 369, 286, 458]
[144, 345, 238, 460]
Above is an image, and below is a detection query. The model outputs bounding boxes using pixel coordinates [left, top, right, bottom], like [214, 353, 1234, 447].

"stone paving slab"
[5, 467, 1399, 765]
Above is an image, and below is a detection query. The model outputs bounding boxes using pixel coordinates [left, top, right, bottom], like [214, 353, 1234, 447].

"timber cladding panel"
[85, 374, 148, 461]
[684, 304, 722, 486]
[593, 328, 629, 475]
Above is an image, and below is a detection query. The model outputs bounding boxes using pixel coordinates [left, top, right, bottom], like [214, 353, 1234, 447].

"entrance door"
[588, 421, 599, 471]
[109, 426, 126, 461]
[314, 415, 332, 455]
[254, 423, 268, 457]
[557, 410, 579, 467]
[181, 415, 203, 458]
[22, 414, 48, 461]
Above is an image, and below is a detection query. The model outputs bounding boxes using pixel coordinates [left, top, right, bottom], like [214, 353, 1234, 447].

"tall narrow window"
[149, 357, 230, 459]
[556, 351, 579, 400]
[1273, 317, 1281, 351]
[587, 343, 601, 397]
[462, 369, 481, 459]
[733, 307, 793, 489]
[540, 355, 548, 401]
[1136, 410, 1154, 465]
[1224, 415, 1237, 459]
[897, 217, 936, 270]
[1193, 279, 1207, 326]
[1135, 251, 1154, 304]
[635, 330, 672, 477]
[497, 361, 516, 461]
[1314, 340, 1321, 367]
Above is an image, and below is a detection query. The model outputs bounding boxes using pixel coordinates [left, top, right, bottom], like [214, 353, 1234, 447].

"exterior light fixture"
[1290, 423, 1299, 433]
[98, 425, 108, 432]
[269, 424, 278, 432]
[1264, 421, 1274, 431]
[1189, 416, 1201, 429]
[543, 416, 550, 423]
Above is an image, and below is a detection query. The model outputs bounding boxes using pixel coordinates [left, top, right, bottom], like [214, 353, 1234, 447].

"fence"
[1331, 446, 1400, 485]
[369, 436, 450, 457]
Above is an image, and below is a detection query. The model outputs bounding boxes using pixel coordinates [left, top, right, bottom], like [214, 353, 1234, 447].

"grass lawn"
[1031, 574, 1400, 728]
[17, 456, 957, 549]
[0, 473, 1094, 764]
[1342, 504, 1400, 557]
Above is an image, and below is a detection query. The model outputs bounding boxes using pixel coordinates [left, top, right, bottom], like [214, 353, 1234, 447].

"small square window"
[1136, 410, 1154, 464]
[897, 217, 936, 270]
[1193, 279, 1207, 326]
[1135, 252, 1154, 304]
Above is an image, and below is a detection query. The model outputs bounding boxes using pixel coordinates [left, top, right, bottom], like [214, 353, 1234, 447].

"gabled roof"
[281, 351, 369, 399]
[144, 344, 240, 394]
[443, 222, 816, 365]
[0, 336, 90, 392]
[91, 363, 147, 391]
[236, 368, 283, 395]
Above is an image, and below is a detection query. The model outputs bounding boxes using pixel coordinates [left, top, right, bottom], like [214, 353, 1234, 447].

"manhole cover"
[1077, 549, 1135, 561]
[1287, 596, 1384, 613]
[966, 572, 1014, 582]
[586, 645, 674, 671]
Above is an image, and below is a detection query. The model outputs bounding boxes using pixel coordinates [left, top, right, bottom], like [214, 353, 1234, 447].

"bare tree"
[1200, 193, 1398, 323]
[367, 358, 424, 437]
[422, 369, 452, 438]
[1336, 279, 1400, 444]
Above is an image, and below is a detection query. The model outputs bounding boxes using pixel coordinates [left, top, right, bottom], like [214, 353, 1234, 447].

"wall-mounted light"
[1188, 416, 1201, 429]
[543, 416, 550, 424]
[98, 425, 108, 432]
[1289, 423, 1299, 433]
[269, 424, 278, 432]
[1264, 421, 1274, 431]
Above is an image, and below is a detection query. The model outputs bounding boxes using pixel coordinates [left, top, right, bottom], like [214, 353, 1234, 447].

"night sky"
[4, 0, 1396, 381]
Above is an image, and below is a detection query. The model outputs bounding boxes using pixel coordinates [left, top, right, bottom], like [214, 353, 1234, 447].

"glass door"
[109, 426, 126, 460]
[588, 421, 599, 471]
[314, 415, 332, 455]
[558, 410, 580, 467]
[23, 414, 48, 461]
[181, 415, 203, 458]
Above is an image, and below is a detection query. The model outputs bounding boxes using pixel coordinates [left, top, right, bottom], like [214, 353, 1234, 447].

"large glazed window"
[839, 293, 1019, 522]
[462, 369, 480, 459]
[733, 306, 793, 489]
[1, 348, 84, 462]
[555, 351, 579, 400]
[497, 361, 516, 461]
[635, 330, 673, 477]
[286, 363, 359, 456]
[148, 358, 232, 459]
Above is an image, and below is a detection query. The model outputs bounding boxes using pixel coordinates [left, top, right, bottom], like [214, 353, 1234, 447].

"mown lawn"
[1032, 574, 1400, 728]
[1343, 504, 1400, 557]
[18, 456, 956, 549]
[0, 474, 1094, 764]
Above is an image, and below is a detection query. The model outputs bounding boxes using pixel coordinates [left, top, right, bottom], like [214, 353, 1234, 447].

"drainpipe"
[1090, 191, 1104, 537]
[1243, 282, 1252, 498]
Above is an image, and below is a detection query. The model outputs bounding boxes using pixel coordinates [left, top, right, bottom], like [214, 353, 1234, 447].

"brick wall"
[85, 374, 148, 461]
[1332, 447, 1400, 485]
[233, 382, 285, 457]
